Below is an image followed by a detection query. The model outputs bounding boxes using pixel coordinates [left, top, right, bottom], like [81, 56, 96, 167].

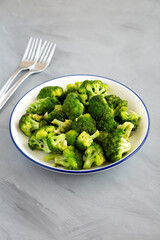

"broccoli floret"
[19, 113, 45, 136]
[65, 82, 82, 94]
[78, 80, 108, 105]
[37, 86, 64, 99]
[65, 130, 79, 146]
[28, 125, 55, 153]
[76, 130, 100, 151]
[87, 95, 110, 120]
[47, 132, 67, 152]
[44, 105, 66, 123]
[105, 95, 128, 114]
[52, 119, 72, 133]
[62, 92, 85, 120]
[115, 105, 140, 130]
[88, 95, 118, 132]
[117, 121, 134, 139]
[72, 113, 97, 135]
[94, 131, 108, 145]
[102, 127, 132, 163]
[44, 146, 83, 170]
[27, 97, 59, 115]
[83, 142, 106, 169]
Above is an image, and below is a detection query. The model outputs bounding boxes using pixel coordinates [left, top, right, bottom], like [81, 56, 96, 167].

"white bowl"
[9, 74, 150, 174]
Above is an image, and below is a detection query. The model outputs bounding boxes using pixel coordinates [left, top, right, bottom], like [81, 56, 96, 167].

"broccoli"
[19, 113, 45, 136]
[87, 95, 118, 132]
[102, 124, 132, 163]
[94, 131, 108, 145]
[47, 132, 67, 152]
[62, 92, 84, 120]
[78, 80, 108, 105]
[65, 130, 79, 146]
[28, 125, 55, 153]
[117, 121, 134, 139]
[83, 142, 106, 169]
[52, 119, 72, 133]
[37, 86, 64, 99]
[44, 146, 83, 170]
[115, 105, 140, 130]
[105, 95, 128, 115]
[27, 97, 59, 115]
[87, 95, 110, 120]
[72, 113, 97, 135]
[65, 82, 82, 94]
[44, 105, 66, 123]
[76, 130, 100, 151]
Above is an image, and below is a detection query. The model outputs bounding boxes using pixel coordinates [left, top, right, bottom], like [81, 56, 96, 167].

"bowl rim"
[9, 74, 150, 174]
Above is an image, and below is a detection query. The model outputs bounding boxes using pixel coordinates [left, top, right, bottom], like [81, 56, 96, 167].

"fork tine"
[42, 42, 53, 63]
[39, 41, 50, 63]
[34, 38, 42, 61]
[21, 37, 33, 61]
[27, 37, 36, 60]
[30, 38, 38, 60]
[46, 43, 56, 64]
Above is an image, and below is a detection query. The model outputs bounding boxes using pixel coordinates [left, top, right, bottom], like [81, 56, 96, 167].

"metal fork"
[0, 41, 56, 110]
[0, 37, 42, 98]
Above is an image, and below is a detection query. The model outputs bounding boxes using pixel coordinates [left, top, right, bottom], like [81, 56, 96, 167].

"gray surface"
[0, 0, 159, 239]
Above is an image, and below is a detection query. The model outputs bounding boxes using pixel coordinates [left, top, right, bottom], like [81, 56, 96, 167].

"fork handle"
[0, 71, 33, 110]
[0, 68, 23, 99]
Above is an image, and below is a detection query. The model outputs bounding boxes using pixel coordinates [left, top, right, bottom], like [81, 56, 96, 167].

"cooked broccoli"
[83, 142, 106, 169]
[102, 124, 132, 163]
[65, 130, 79, 146]
[76, 130, 100, 151]
[47, 132, 67, 152]
[44, 105, 66, 123]
[117, 121, 134, 139]
[78, 80, 108, 105]
[19, 113, 45, 136]
[62, 92, 84, 120]
[105, 95, 128, 114]
[65, 82, 82, 94]
[28, 125, 55, 153]
[87, 95, 118, 132]
[27, 97, 59, 115]
[72, 113, 97, 135]
[44, 146, 83, 170]
[52, 119, 72, 133]
[37, 86, 64, 99]
[95, 131, 108, 145]
[87, 95, 110, 120]
[115, 105, 140, 130]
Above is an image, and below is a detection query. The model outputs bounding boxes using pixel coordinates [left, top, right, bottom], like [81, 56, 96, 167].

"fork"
[0, 37, 42, 98]
[0, 41, 56, 110]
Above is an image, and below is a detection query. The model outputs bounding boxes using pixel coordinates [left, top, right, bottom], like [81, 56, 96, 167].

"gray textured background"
[0, 0, 159, 239]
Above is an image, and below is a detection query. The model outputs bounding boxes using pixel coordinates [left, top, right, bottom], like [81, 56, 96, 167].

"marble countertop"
[0, 0, 159, 239]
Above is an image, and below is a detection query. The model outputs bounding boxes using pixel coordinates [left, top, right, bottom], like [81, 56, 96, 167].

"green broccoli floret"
[72, 113, 97, 135]
[62, 92, 85, 120]
[117, 121, 134, 139]
[44, 105, 66, 123]
[105, 95, 128, 114]
[87, 95, 118, 132]
[65, 82, 82, 94]
[94, 131, 108, 145]
[27, 97, 59, 115]
[87, 95, 110, 120]
[83, 142, 106, 169]
[115, 105, 140, 130]
[37, 86, 64, 99]
[19, 113, 45, 136]
[76, 130, 100, 151]
[28, 125, 55, 153]
[47, 132, 67, 152]
[52, 119, 72, 133]
[44, 146, 83, 170]
[78, 80, 108, 105]
[65, 130, 79, 146]
[102, 126, 132, 163]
